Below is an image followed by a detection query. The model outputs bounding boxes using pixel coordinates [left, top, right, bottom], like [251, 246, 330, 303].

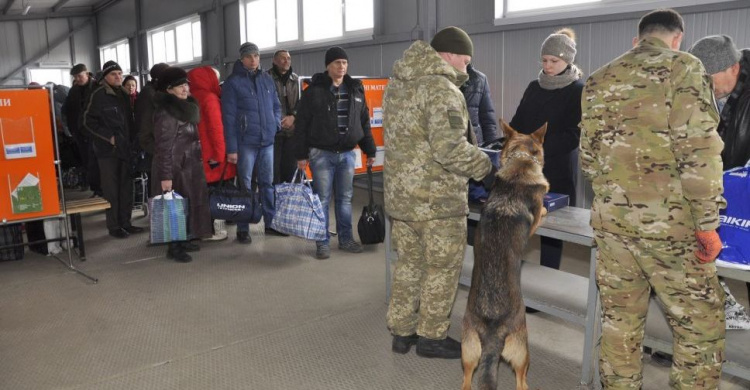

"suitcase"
[0, 223, 24, 261]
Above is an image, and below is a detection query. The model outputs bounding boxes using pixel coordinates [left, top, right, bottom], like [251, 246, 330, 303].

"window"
[147, 15, 202, 68]
[27, 69, 72, 87]
[495, 0, 738, 24]
[242, 0, 373, 51]
[99, 40, 131, 75]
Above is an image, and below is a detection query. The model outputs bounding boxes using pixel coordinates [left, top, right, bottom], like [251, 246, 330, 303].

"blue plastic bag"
[149, 191, 189, 244]
[717, 166, 750, 270]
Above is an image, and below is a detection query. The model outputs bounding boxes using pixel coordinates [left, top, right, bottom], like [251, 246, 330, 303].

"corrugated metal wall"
[0, 17, 97, 86]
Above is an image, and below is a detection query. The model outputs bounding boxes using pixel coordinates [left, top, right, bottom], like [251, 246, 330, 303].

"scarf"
[538, 64, 582, 90]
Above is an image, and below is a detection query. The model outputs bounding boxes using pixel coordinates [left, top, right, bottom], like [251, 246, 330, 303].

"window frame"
[241, 0, 374, 53]
[26, 68, 72, 87]
[494, 0, 739, 26]
[98, 39, 131, 75]
[146, 15, 203, 69]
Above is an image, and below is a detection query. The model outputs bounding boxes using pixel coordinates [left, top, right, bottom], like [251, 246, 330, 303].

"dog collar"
[504, 150, 542, 166]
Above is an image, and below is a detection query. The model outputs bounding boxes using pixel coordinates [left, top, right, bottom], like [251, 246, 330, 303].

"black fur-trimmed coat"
[152, 92, 211, 239]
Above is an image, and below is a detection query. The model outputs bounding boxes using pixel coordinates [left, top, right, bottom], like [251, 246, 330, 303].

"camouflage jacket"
[580, 37, 725, 241]
[383, 40, 491, 221]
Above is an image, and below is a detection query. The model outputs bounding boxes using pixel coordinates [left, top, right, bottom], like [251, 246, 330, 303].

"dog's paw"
[541, 207, 548, 217]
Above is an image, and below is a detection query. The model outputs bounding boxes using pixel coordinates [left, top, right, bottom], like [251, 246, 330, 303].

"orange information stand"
[0, 88, 61, 222]
[0, 85, 97, 283]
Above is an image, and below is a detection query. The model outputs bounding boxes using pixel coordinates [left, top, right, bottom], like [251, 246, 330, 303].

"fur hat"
[70, 63, 88, 76]
[149, 63, 170, 81]
[325, 46, 349, 66]
[158, 67, 189, 91]
[430, 26, 473, 57]
[541, 28, 577, 64]
[689, 35, 742, 75]
[239, 42, 260, 58]
[101, 60, 122, 78]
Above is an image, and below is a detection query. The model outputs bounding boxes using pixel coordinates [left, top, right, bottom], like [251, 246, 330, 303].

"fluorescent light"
[22, 5, 31, 15]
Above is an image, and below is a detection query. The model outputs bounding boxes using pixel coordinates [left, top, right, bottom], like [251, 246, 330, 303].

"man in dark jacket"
[460, 64, 499, 144]
[134, 63, 169, 197]
[83, 61, 144, 239]
[267, 50, 299, 184]
[222, 42, 282, 244]
[63, 63, 101, 195]
[690, 34, 750, 323]
[294, 46, 377, 260]
[135, 63, 170, 157]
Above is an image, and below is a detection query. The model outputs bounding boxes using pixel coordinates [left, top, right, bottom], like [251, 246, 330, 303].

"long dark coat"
[151, 92, 211, 239]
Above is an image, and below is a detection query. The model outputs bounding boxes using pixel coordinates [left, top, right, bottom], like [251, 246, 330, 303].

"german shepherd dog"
[461, 121, 548, 390]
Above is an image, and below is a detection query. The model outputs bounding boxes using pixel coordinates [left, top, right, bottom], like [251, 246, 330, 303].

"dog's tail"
[476, 331, 507, 390]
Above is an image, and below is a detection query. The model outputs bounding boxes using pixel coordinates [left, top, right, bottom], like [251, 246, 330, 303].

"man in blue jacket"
[223, 42, 282, 244]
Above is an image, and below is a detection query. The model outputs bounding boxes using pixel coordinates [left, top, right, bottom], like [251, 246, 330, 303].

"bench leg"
[73, 214, 86, 261]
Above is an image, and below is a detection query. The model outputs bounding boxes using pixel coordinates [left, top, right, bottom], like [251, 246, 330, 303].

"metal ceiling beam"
[0, 18, 94, 85]
[0, 9, 92, 21]
[3, 0, 19, 15]
[52, 0, 72, 12]
[92, 0, 122, 13]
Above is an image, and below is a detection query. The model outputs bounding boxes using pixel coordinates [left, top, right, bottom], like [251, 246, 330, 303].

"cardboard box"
[543, 193, 569, 212]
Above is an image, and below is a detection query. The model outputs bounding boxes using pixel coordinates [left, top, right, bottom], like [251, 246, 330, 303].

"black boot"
[392, 334, 419, 354]
[415, 336, 461, 359]
[167, 242, 192, 263]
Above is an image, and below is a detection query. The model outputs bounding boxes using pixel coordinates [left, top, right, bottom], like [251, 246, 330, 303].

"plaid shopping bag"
[270, 170, 327, 241]
[149, 191, 189, 244]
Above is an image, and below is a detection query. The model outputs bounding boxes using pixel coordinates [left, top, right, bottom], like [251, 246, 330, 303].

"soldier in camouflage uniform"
[580, 9, 726, 389]
[383, 27, 492, 360]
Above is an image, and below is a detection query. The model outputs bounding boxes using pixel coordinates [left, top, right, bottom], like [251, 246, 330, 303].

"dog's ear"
[500, 120, 517, 139]
[531, 123, 548, 145]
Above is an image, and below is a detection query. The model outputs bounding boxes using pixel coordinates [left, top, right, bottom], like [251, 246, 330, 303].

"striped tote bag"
[149, 191, 189, 244]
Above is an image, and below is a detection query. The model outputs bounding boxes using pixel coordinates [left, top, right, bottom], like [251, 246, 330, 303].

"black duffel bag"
[357, 165, 385, 245]
[209, 164, 262, 224]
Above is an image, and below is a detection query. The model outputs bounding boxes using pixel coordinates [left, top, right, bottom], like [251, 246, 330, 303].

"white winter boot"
[203, 220, 228, 241]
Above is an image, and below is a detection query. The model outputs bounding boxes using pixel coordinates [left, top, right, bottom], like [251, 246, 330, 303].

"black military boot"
[392, 334, 419, 354]
[415, 336, 461, 359]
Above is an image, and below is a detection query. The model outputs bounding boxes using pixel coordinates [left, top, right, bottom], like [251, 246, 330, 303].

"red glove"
[694, 230, 722, 263]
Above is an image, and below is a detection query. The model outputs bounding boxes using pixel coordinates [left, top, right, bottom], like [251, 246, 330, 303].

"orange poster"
[300, 77, 388, 175]
[0, 88, 60, 222]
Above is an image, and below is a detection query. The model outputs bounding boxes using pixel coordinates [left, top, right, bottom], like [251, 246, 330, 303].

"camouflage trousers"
[594, 230, 725, 390]
[387, 216, 467, 339]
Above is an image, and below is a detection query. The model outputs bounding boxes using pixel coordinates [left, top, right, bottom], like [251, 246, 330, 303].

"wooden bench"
[63, 197, 110, 261]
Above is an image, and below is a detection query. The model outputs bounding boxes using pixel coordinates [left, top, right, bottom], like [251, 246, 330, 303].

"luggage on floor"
[357, 166, 385, 245]
[0, 223, 24, 261]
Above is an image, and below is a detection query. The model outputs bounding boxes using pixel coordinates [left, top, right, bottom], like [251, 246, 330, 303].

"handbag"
[208, 163, 262, 224]
[270, 169, 327, 241]
[357, 165, 386, 244]
[149, 191, 189, 244]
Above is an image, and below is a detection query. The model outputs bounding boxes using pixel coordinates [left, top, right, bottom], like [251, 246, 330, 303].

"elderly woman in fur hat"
[509, 28, 584, 279]
[152, 67, 212, 262]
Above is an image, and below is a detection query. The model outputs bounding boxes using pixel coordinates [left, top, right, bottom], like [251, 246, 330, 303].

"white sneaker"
[203, 220, 228, 241]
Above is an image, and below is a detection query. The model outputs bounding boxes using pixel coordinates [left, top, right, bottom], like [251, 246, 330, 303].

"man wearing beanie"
[222, 42, 282, 244]
[135, 62, 169, 157]
[581, 9, 725, 388]
[293, 46, 376, 259]
[383, 26, 491, 359]
[63, 63, 101, 195]
[690, 35, 750, 329]
[83, 60, 144, 239]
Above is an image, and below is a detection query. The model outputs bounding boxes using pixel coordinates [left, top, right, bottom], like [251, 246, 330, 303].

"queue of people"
[63, 41, 375, 263]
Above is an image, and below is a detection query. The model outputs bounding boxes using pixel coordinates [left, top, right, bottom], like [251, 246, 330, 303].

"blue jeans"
[236, 144, 274, 233]
[309, 148, 356, 245]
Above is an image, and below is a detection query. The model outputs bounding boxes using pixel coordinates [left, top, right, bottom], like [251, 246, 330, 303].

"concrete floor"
[0, 187, 748, 390]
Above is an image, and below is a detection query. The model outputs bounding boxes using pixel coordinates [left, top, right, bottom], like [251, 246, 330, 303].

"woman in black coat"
[152, 67, 211, 262]
[510, 28, 583, 272]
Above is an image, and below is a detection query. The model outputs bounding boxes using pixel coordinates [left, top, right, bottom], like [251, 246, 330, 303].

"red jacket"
[188, 66, 236, 183]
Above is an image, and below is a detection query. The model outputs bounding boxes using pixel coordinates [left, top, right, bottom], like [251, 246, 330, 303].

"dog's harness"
[503, 150, 542, 166]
